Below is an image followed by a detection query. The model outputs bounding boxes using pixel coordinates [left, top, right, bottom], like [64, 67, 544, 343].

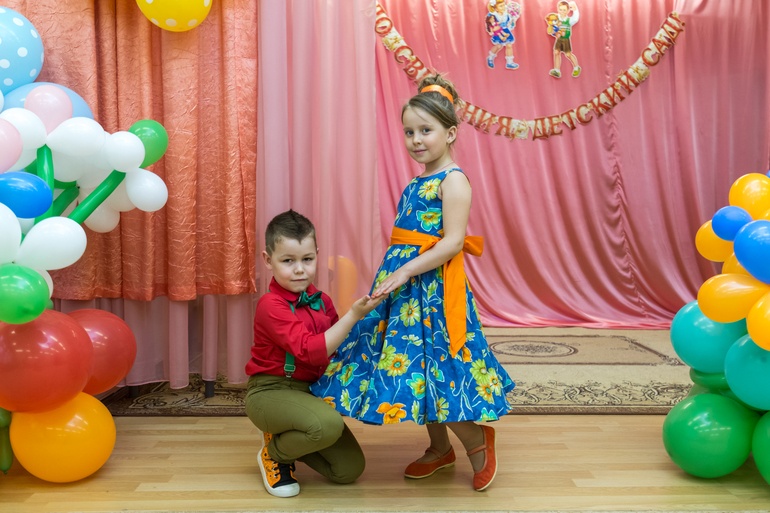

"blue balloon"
[0, 171, 52, 218]
[2, 81, 93, 119]
[670, 301, 747, 374]
[725, 335, 770, 411]
[0, 7, 45, 95]
[712, 206, 753, 241]
[734, 220, 770, 284]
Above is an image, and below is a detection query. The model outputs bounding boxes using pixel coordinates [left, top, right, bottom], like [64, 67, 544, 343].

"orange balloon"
[328, 256, 358, 314]
[721, 253, 750, 276]
[695, 220, 733, 262]
[728, 173, 770, 219]
[697, 273, 770, 323]
[9, 393, 116, 482]
[747, 292, 770, 351]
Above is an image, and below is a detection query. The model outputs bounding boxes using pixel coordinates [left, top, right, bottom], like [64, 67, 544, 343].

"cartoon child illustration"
[485, 0, 521, 70]
[546, 0, 581, 78]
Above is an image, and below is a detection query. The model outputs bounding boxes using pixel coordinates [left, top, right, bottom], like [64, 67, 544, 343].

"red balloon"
[0, 310, 93, 412]
[67, 309, 137, 395]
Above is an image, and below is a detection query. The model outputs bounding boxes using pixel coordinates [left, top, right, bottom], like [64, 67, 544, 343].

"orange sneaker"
[467, 425, 497, 491]
[404, 446, 456, 479]
[258, 432, 300, 497]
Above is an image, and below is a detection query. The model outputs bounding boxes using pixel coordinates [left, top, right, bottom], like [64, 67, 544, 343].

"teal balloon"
[0, 264, 49, 324]
[128, 119, 168, 167]
[670, 301, 747, 373]
[662, 393, 758, 478]
[724, 335, 770, 411]
[752, 412, 770, 485]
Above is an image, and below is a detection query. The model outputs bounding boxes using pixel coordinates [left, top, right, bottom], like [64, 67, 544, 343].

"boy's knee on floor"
[330, 452, 365, 484]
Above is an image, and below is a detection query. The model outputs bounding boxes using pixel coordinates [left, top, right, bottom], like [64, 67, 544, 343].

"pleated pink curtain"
[375, 0, 770, 328]
[4, 0, 381, 388]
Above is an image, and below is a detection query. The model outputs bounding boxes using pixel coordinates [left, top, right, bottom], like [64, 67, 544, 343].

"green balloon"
[129, 119, 169, 167]
[0, 408, 10, 429]
[752, 412, 770, 485]
[689, 368, 729, 391]
[663, 393, 759, 478]
[0, 264, 49, 324]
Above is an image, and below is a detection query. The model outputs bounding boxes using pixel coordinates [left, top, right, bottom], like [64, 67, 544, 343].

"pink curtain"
[6, 0, 770, 388]
[375, 0, 770, 328]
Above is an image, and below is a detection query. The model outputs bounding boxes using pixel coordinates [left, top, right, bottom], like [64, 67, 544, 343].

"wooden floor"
[1, 414, 768, 512]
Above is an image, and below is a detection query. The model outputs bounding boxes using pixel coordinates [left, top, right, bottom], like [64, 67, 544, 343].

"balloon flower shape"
[136, 0, 213, 32]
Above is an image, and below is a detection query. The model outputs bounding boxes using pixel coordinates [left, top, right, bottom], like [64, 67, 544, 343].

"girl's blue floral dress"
[311, 168, 515, 425]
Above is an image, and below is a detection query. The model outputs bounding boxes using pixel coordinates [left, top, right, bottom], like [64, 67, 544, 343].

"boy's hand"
[350, 294, 385, 319]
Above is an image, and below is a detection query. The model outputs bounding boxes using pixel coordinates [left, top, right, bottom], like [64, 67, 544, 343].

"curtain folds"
[3, 1, 769, 387]
[374, 0, 770, 328]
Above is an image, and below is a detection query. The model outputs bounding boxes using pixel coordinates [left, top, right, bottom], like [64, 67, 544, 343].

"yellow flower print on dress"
[403, 334, 421, 346]
[476, 382, 497, 403]
[399, 298, 420, 326]
[418, 178, 441, 200]
[480, 408, 499, 421]
[435, 397, 450, 422]
[386, 353, 411, 377]
[377, 402, 407, 424]
[322, 396, 336, 408]
[377, 344, 397, 370]
[400, 246, 416, 258]
[323, 361, 343, 377]
[470, 359, 492, 385]
[406, 373, 426, 398]
[341, 389, 352, 411]
[417, 208, 442, 231]
[337, 363, 358, 386]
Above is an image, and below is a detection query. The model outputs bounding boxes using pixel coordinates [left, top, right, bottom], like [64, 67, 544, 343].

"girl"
[311, 75, 514, 492]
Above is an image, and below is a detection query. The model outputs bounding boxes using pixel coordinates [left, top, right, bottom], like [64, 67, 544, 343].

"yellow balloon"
[721, 253, 750, 276]
[694, 220, 733, 262]
[728, 173, 770, 219]
[136, 0, 213, 32]
[9, 393, 116, 483]
[697, 273, 770, 323]
[747, 292, 770, 351]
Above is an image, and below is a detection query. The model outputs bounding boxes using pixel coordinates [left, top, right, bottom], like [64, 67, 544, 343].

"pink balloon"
[23, 85, 73, 133]
[0, 119, 22, 173]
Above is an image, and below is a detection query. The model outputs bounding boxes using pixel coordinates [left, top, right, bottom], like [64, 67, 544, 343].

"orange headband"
[420, 84, 454, 103]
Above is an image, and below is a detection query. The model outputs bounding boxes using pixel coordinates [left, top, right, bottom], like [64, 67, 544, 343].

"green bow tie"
[296, 290, 323, 311]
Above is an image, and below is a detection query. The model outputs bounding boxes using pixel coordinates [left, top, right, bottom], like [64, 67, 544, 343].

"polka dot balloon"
[135, 0, 213, 32]
[0, 7, 44, 95]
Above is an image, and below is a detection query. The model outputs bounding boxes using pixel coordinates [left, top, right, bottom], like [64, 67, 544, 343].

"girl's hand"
[350, 294, 385, 319]
[372, 268, 410, 298]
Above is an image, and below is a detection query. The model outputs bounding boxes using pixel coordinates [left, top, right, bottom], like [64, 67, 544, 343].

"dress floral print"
[311, 168, 515, 425]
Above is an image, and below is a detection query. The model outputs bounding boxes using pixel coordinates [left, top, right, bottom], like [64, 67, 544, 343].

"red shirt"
[244, 278, 339, 382]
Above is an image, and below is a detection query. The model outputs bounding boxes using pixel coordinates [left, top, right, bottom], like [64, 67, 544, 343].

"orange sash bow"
[390, 226, 484, 357]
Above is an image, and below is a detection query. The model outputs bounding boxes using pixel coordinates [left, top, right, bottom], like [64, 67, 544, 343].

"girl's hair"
[401, 74, 460, 132]
[265, 209, 316, 255]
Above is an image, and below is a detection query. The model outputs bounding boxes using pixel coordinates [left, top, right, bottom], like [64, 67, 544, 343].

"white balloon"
[52, 151, 88, 183]
[0, 90, 4, 111]
[84, 204, 121, 233]
[0, 203, 21, 264]
[9, 147, 37, 172]
[106, 131, 145, 173]
[15, 217, 87, 271]
[0, 108, 47, 150]
[33, 268, 54, 298]
[105, 180, 136, 212]
[126, 168, 168, 212]
[46, 117, 106, 157]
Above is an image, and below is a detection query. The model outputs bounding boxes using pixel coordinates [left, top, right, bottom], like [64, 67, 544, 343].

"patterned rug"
[103, 327, 691, 416]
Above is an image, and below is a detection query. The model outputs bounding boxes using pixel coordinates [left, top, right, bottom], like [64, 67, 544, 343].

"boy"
[244, 209, 382, 498]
